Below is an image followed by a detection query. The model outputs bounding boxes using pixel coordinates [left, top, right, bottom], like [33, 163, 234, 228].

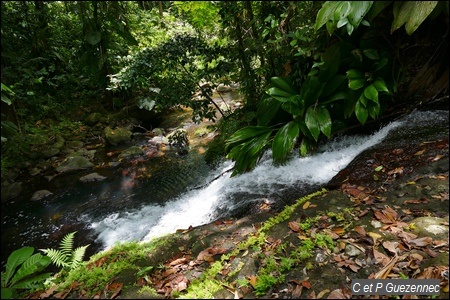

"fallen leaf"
[248, 275, 257, 288]
[303, 201, 311, 209]
[368, 232, 382, 245]
[382, 241, 399, 255]
[317, 289, 330, 298]
[414, 149, 426, 156]
[288, 221, 301, 232]
[301, 280, 311, 289]
[292, 285, 303, 298]
[354, 226, 366, 236]
[327, 289, 347, 299]
[408, 237, 432, 247]
[374, 256, 398, 279]
[169, 257, 188, 266]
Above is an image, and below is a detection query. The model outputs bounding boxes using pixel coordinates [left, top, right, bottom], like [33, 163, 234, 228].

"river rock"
[31, 190, 53, 201]
[1, 181, 22, 202]
[84, 112, 103, 126]
[79, 172, 107, 182]
[409, 217, 449, 239]
[65, 140, 84, 151]
[41, 147, 60, 158]
[104, 126, 132, 145]
[56, 156, 94, 173]
[51, 135, 66, 150]
[118, 146, 144, 159]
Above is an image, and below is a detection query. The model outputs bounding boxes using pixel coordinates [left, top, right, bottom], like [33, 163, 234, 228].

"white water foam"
[87, 116, 409, 251]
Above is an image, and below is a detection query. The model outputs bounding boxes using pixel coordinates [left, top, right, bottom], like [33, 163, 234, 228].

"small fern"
[40, 232, 89, 270]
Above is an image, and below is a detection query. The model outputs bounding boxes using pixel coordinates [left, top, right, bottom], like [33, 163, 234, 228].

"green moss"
[314, 233, 335, 250]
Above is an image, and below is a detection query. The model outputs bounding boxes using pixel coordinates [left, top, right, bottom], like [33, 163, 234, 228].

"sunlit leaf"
[305, 107, 320, 142]
[316, 107, 332, 138]
[272, 121, 299, 164]
[355, 100, 368, 125]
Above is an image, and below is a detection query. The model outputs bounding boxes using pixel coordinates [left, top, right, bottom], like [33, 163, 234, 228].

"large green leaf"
[368, 100, 381, 119]
[301, 77, 323, 108]
[391, 1, 438, 35]
[266, 87, 295, 102]
[346, 69, 364, 80]
[315, 1, 343, 32]
[347, 1, 373, 28]
[257, 97, 282, 126]
[272, 121, 300, 164]
[355, 100, 369, 125]
[9, 254, 50, 287]
[316, 107, 332, 138]
[270, 77, 298, 95]
[4, 247, 34, 286]
[305, 107, 320, 142]
[364, 84, 378, 103]
[348, 78, 366, 90]
[373, 77, 389, 93]
[225, 126, 273, 151]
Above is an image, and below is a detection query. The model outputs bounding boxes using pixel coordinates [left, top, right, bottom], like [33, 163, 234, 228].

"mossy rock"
[84, 112, 103, 126]
[104, 126, 132, 146]
[118, 146, 144, 159]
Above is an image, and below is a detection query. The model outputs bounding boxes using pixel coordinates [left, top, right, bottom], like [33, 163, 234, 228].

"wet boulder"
[104, 126, 132, 145]
[118, 146, 144, 159]
[1, 181, 22, 202]
[56, 156, 94, 173]
[79, 172, 107, 183]
[31, 189, 53, 201]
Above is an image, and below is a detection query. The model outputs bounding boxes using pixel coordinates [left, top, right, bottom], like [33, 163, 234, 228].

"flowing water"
[1, 110, 448, 268]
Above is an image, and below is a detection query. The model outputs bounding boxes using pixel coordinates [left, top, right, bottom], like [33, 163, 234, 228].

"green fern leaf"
[40, 248, 69, 268]
[59, 232, 76, 255]
[70, 245, 90, 268]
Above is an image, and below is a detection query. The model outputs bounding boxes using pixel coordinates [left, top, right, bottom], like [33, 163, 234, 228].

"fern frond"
[70, 245, 90, 268]
[59, 232, 76, 255]
[40, 249, 69, 268]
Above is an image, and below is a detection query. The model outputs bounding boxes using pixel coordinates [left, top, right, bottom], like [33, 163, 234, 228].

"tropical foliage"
[1, 247, 51, 299]
[224, 1, 448, 176]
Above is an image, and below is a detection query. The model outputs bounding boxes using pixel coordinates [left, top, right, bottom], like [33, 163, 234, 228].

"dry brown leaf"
[317, 289, 330, 298]
[368, 232, 382, 245]
[108, 282, 123, 299]
[382, 241, 399, 255]
[288, 221, 301, 232]
[354, 226, 366, 236]
[248, 275, 257, 288]
[327, 289, 347, 299]
[373, 248, 390, 266]
[409, 236, 433, 247]
[169, 257, 188, 266]
[301, 280, 311, 289]
[374, 256, 398, 279]
[292, 285, 303, 298]
[414, 149, 426, 156]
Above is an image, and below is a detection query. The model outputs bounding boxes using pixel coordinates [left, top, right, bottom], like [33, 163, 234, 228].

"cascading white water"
[85, 110, 448, 251]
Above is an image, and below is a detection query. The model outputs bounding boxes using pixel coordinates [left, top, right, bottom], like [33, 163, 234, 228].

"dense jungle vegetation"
[1, 1, 448, 175]
[1, 1, 449, 298]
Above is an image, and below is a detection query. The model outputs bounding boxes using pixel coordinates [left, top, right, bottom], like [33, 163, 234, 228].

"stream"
[1, 109, 448, 269]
